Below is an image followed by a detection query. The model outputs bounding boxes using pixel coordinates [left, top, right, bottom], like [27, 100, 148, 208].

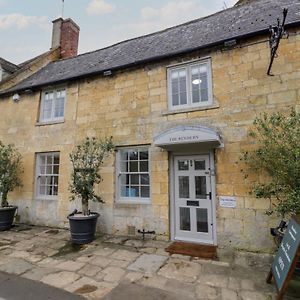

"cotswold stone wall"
[0, 29, 299, 252]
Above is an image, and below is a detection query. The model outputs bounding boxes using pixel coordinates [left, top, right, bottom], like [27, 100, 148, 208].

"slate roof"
[1, 0, 300, 95]
[0, 58, 20, 74]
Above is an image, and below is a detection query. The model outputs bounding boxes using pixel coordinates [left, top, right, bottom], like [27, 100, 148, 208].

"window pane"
[54, 97, 65, 118]
[139, 150, 148, 160]
[195, 160, 205, 170]
[120, 150, 128, 161]
[179, 176, 189, 198]
[129, 150, 138, 161]
[195, 176, 207, 199]
[39, 186, 46, 195]
[178, 160, 189, 171]
[130, 174, 139, 185]
[120, 174, 129, 185]
[54, 156, 60, 164]
[53, 165, 59, 175]
[141, 174, 149, 185]
[141, 186, 150, 198]
[172, 93, 179, 106]
[201, 89, 208, 102]
[179, 91, 187, 105]
[120, 161, 128, 172]
[130, 161, 138, 172]
[130, 186, 139, 197]
[140, 161, 148, 172]
[197, 208, 208, 232]
[180, 207, 191, 231]
[121, 185, 128, 197]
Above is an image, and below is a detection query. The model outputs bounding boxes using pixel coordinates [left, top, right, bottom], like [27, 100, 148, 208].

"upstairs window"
[168, 60, 213, 110]
[40, 88, 66, 122]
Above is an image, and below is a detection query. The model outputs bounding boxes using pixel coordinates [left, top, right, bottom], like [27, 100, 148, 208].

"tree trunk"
[82, 199, 89, 215]
[1, 190, 8, 207]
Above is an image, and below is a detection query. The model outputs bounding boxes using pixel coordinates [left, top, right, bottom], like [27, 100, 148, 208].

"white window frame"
[35, 152, 60, 200]
[39, 87, 66, 123]
[116, 146, 151, 204]
[167, 59, 213, 111]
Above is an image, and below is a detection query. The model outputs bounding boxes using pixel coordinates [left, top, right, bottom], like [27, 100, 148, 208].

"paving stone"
[22, 267, 58, 281]
[101, 266, 126, 282]
[64, 276, 100, 293]
[85, 281, 117, 299]
[9, 250, 31, 259]
[211, 260, 230, 267]
[124, 271, 144, 283]
[139, 247, 157, 254]
[41, 271, 80, 288]
[222, 288, 238, 300]
[195, 283, 220, 299]
[76, 254, 94, 263]
[127, 254, 168, 274]
[89, 255, 112, 268]
[37, 257, 61, 268]
[104, 236, 128, 244]
[92, 247, 116, 257]
[78, 263, 102, 277]
[124, 239, 144, 247]
[110, 249, 140, 262]
[241, 278, 255, 290]
[170, 253, 191, 261]
[164, 279, 196, 299]
[155, 248, 170, 256]
[109, 259, 130, 268]
[199, 274, 228, 288]
[228, 277, 241, 290]
[158, 259, 201, 283]
[141, 275, 168, 290]
[0, 258, 33, 275]
[239, 290, 270, 300]
[55, 260, 85, 272]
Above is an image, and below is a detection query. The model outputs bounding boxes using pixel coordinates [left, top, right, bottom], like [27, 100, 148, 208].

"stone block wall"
[0, 29, 299, 251]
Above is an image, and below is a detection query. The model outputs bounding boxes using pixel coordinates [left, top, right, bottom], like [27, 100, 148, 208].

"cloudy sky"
[0, 0, 237, 64]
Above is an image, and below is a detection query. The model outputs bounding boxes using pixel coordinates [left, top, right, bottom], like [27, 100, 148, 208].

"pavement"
[0, 224, 299, 300]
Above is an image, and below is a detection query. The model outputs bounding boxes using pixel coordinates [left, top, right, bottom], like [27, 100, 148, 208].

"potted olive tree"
[0, 141, 23, 231]
[68, 137, 114, 244]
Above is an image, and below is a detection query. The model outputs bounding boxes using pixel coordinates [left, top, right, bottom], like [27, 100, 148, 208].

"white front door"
[174, 155, 214, 244]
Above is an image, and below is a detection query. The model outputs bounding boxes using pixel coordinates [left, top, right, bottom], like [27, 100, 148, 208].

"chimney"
[51, 18, 80, 59]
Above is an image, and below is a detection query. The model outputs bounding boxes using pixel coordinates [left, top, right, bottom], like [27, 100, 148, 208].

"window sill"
[162, 102, 220, 116]
[36, 196, 58, 201]
[36, 119, 65, 126]
[115, 199, 151, 206]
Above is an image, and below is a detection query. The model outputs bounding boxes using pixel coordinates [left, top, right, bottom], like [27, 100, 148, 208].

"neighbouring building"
[0, 0, 299, 252]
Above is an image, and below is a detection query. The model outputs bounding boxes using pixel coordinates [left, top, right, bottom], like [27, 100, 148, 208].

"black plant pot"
[0, 206, 17, 231]
[68, 212, 99, 244]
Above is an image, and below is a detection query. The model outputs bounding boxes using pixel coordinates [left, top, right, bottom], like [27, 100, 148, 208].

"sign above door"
[154, 125, 223, 150]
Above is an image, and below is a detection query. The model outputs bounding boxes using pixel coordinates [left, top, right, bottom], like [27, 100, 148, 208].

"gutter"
[1, 21, 300, 98]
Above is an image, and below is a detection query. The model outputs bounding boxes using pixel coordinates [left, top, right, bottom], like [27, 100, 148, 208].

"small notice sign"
[267, 216, 300, 300]
[219, 196, 236, 208]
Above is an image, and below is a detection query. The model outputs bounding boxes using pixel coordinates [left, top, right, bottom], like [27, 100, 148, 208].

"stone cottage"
[0, 0, 299, 252]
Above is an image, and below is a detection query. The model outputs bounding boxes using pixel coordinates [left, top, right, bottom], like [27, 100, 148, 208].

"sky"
[0, 0, 237, 64]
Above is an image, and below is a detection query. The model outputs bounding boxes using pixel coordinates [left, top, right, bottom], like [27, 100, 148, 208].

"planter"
[0, 206, 17, 231]
[68, 212, 99, 244]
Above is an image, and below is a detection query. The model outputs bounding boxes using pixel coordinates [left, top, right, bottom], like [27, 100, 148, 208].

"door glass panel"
[195, 176, 207, 199]
[195, 160, 206, 170]
[178, 160, 189, 171]
[180, 207, 191, 231]
[179, 176, 189, 198]
[197, 208, 208, 232]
